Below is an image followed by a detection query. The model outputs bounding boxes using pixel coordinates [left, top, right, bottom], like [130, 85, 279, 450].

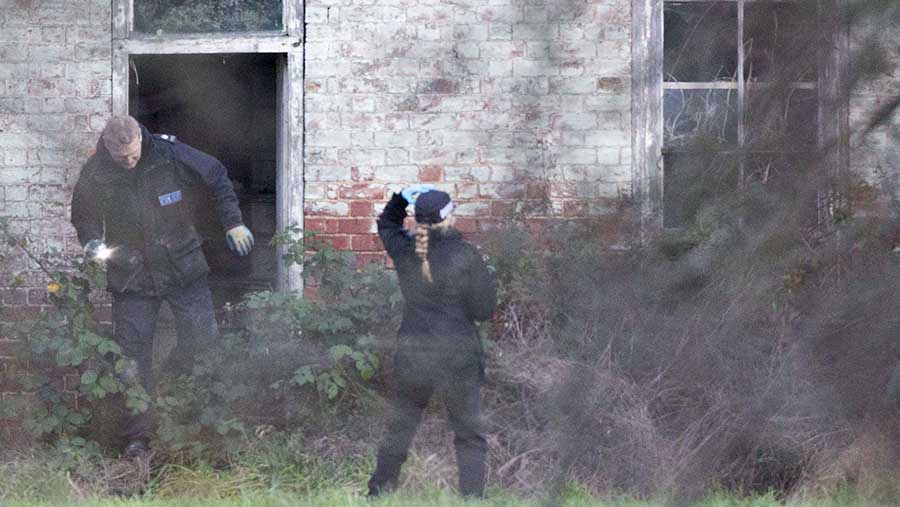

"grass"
[4, 440, 900, 507]
[0, 476, 897, 507]
[5, 489, 900, 507]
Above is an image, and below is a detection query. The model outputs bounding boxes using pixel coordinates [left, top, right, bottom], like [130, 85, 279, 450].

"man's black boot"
[123, 440, 150, 459]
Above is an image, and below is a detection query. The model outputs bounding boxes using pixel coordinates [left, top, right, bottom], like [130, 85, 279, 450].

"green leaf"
[125, 387, 150, 414]
[80, 371, 97, 386]
[99, 374, 121, 393]
[97, 339, 121, 356]
[291, 366, 315, 387]
[68, 412, 88, 426]
[78, 331, 102, 347]
[359, 365, 375, 380]
[329, 344, 353, 361]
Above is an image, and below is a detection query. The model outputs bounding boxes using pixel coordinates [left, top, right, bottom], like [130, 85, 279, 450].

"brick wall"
[0, 0, 112, 443]
[303, 0, 635, 258]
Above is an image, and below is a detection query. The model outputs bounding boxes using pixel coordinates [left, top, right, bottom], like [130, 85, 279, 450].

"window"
[134, 0, 284, 34]
[112, 0, 304, 291]
[632, 0, 849, 229]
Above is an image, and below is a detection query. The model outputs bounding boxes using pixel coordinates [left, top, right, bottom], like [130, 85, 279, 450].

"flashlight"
[95, 245, 114, 261]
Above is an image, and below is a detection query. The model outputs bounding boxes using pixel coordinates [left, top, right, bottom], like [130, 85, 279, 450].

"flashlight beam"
[95, 246, 114, 261]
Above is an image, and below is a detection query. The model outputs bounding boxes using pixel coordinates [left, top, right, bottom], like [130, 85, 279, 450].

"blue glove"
[226, 225, 254, 256]
[401, 184, 435, 205]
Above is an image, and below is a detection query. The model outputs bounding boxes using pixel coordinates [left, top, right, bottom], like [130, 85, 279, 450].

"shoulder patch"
[154, 134, 177, 143]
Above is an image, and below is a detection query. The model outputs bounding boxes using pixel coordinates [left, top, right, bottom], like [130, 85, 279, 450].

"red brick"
[454, 218, 479, 233]
[350, 201, 375, 217]
[93, 306, 112, 323]
[564, 200, 588, 217]
[350, 166, 376, 182]
[304, 218, 340, 234]
[491, 200, 517, 216]
[350, 234, 383, 252]
[337, 219, 375, 235]
[303, 286, 320, 300]
[0, 306, 43, 321]
[339, 184, 385, 200]
[304, 218, 328, 233]
[323, 235, 350, 249]
[305, 80, 324, 93]
[527, 182, 550, 199]
[419, 165, 443, 182]
[550, 182, 579, 199]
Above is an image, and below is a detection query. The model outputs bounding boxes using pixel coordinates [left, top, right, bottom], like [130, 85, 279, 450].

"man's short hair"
[101, 115, 141, 153]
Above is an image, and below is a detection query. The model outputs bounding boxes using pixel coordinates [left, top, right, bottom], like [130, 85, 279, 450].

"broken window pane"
[134, 0, 283, 34]
[745, 153, 817, 224]
[744, 2, 818, 83]
[663, 152, 739, 228]
[745, 89, 817, 151]
[745, 153, 807, 185]
[664, 89, 738, 149]
[664, 2, 738, 82]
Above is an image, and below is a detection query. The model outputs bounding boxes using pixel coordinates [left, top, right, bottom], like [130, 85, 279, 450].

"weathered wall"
[0, 0, 112, 442]
[303, 0, 635, 260]
[848, 18, 900, 201]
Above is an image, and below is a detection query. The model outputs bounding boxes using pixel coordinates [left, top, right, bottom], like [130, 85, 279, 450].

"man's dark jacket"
[377, 193, 497, 377]
[71, 125, 243, 295]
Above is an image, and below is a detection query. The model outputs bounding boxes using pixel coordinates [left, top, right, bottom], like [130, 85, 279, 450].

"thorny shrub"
[0, 219, 150, 457]
[123, 227, 402, 457]
[0, 222, 400, 459]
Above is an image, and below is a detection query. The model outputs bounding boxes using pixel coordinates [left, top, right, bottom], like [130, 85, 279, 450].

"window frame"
[631, 0, 850, 232]
[111, 0, 305, 291]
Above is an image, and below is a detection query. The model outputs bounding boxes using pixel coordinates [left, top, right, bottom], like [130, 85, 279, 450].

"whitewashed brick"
[314, 165, 353, 181]
[374, 165, 420, 181]
[306, 201, 349, 216]
[597, 148, 621, 165]
[309, 130, 352, 147]
[374, 130, 418, 147]
[455, 202, 491, 216]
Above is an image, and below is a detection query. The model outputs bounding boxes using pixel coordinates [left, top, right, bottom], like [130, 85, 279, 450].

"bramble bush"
[142, 227, 402, 456]
[0, 221, 400, 458]
[0, 219, 150, 456]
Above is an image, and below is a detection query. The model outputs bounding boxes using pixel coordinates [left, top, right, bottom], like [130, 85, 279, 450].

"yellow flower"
[47, 282, 61, 294]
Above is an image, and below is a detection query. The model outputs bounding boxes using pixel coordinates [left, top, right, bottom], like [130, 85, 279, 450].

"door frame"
[111, 0, 304, 291]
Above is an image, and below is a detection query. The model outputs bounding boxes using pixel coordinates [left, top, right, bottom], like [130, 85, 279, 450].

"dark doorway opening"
[129, 53, 278, 306]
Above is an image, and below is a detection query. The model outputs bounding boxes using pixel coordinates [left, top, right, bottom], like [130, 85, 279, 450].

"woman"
[368, 185, 498, 497]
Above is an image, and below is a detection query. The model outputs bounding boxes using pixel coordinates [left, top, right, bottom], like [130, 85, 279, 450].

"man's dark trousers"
[112, 277, 218, 442]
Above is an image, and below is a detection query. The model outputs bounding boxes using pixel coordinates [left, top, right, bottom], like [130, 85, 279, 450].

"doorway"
[129, 53, 279, 305]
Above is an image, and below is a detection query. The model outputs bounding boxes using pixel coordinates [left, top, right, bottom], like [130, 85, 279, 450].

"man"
[70, 115, 254, 457]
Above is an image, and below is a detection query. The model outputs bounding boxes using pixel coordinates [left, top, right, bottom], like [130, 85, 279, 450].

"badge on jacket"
[159, 190, 183, 206]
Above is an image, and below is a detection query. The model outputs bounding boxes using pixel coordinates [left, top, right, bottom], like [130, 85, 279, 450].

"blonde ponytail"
[415, 223, 433, 283]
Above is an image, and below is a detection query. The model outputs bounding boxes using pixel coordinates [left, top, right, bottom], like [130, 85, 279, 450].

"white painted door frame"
[110, 0, 304, 292]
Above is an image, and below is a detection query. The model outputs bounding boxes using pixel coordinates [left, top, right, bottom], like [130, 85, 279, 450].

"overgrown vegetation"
[0, 219, 150, 456]
[0, 224, 399, 460]
[5, 1, 900, 505]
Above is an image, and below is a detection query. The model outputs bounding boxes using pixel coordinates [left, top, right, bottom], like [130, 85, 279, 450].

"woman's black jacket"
[378, 193, 497, 370]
